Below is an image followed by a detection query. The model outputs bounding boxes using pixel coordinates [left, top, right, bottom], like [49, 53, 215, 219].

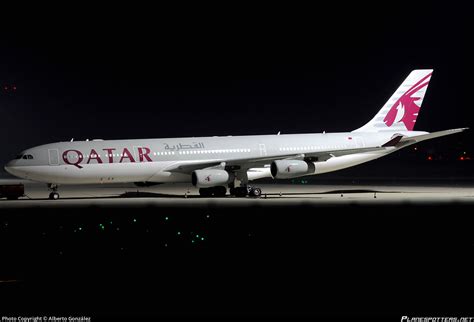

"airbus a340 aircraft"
[4, 69, 467, 199]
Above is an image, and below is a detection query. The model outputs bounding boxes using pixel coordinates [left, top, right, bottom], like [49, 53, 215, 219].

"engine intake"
[192, 169, 234, 188]
[270, 160, 315, 179]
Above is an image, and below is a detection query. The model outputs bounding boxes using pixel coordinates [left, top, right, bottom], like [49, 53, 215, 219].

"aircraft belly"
[314, 151, 388, 174]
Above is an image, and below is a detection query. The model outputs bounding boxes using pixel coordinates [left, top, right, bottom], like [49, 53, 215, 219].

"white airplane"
[4, 69, 467, 199]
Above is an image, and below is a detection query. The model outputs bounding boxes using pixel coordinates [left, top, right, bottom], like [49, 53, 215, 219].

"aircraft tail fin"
[353, 69, 433, 132]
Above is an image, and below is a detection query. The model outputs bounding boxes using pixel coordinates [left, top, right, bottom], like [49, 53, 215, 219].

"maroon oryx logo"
[384, 72, 432, 130]
[205, 175, 211, 182]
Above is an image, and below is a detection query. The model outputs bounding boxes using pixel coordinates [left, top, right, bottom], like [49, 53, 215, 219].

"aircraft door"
[48, 149, 60, 165]
[259, 144, 267, 157]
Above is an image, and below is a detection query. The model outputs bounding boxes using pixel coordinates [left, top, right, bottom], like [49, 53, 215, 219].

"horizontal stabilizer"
[400, 128, 468, 144]
[382, 135, 404, 147]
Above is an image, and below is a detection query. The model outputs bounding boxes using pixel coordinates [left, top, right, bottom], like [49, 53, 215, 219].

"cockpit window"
[21, 154, 34, 160]
[14, 154, 23, 159]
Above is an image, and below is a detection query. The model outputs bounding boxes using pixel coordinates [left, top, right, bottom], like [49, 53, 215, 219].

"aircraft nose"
[4, 162, 13, 175]
[4, 160, 20, 176]
[6, 159, 15, 167]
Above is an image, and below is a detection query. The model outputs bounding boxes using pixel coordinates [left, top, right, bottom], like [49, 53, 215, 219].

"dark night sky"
[1, 3, 472, 167]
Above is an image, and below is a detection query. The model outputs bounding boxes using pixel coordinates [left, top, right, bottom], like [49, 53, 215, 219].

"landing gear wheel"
[49, 192, 60, 200]
[250, 187, 262, 197]
[230, 186, 249, 197]
[47, 183, 60, 200]
[213, 186, 227, 197]
[199, 188, 213, 197]
[199, 186, 227, 197]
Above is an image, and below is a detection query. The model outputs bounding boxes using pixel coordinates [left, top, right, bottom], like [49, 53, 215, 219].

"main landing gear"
[198, 185, 262, 198]
[47, 183, 60, 200]
[229, 186, 262, 198]
[249, 187, 262, 197]
[197, 172, 262, 198]
[199, 186, 227, 197]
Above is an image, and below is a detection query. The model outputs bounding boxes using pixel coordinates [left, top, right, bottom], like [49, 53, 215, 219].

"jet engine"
[192, 169, 234, 188]
[270, 160, 315, 179]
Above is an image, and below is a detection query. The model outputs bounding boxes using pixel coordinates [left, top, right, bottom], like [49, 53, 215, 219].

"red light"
[427, 156, 432, 161]
[3, 86, 7, 91]
[13, 86, 17, 90]
[460, 156, 465, 161]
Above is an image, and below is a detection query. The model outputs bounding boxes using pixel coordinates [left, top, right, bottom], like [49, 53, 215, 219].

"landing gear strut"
[228, 172, 262, 198]
[47, 183, 60, 200]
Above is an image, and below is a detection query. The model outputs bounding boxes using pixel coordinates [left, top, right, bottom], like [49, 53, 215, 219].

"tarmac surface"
[1, 178, 474, 207]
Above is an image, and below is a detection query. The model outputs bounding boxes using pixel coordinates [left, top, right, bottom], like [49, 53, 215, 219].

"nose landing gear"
[49, 192, 60, 200]
[47, 183, 60, 200]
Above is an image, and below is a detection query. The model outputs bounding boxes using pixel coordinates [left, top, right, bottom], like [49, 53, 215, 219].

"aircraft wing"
[165, 137, 402, 174]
